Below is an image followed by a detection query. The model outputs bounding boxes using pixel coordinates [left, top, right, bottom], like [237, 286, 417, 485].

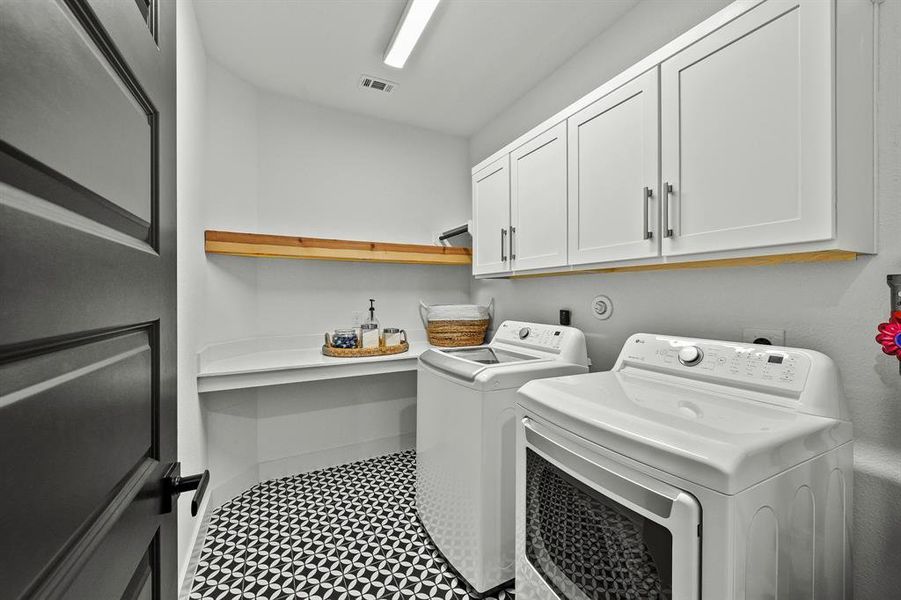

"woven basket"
[425, 319, 490, 347]
[420, 300, 493, 347]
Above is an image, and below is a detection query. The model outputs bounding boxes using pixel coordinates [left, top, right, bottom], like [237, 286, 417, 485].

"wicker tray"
[322, 333, 409, 358]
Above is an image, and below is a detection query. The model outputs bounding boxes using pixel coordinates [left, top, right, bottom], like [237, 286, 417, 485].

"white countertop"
[197, 333, 432, 393]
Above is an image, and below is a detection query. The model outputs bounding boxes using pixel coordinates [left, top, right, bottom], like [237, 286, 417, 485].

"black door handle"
[162, 462, 209, 516]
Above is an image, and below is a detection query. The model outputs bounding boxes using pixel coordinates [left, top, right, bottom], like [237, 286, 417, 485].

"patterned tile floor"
[190, 450, 515, 599]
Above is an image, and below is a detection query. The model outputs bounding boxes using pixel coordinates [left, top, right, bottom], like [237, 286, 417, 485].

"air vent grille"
[360, 75, 396, 94]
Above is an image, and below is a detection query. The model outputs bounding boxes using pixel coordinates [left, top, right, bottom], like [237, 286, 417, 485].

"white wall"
[253, 90, 472, 338]
[256, 372, 417, 481]
[196, 60, 473, 343]
[203, 388, 259, 507]
[173, 44, 266, 593]
[174, 0, 209, 589]
[201, 61, 260, 346]
[196, 61, 472, 510]
[256, 92, 470, 244]
[469, 1, 901, 597]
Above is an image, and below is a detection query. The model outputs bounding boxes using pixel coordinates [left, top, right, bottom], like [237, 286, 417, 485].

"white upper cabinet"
[472, 156, 511, 276]
[568, 69, 660, 265]
[660, 0, 832, 257]
[470, 0, 873, 278]
[510, 122, 568, 271]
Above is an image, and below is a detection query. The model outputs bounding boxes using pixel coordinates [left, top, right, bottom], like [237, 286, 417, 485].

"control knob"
[519, 327, 531, 340]
[678, 346, 704, 366]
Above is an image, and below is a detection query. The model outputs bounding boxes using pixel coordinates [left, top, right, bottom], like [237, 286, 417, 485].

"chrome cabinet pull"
[663, 182, 674, 238]
[500, 228, 507, 262]
[510, 226, 516, 260]
[643, 187, 653, 240]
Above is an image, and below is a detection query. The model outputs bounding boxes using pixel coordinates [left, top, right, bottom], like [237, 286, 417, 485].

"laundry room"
[1, 0, 899, 599]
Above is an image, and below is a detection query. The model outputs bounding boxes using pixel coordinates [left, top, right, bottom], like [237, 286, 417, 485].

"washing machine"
[417, 320, 589, 595]
[516, 333, 853, 600]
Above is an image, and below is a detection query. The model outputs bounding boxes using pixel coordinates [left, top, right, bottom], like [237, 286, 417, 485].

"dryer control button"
[519, 327, 531, 340]
[678, 346, 704, 366]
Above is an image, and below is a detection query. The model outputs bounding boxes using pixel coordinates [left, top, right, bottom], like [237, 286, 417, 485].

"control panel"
[618, 334, 811, 394]
[494, 321, 566, 352]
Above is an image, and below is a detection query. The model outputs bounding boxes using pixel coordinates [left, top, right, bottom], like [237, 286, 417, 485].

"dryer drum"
[524, 449, 673, 600]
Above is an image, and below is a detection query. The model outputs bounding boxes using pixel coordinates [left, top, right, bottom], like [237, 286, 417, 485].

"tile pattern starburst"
[190, 450, 515, 599]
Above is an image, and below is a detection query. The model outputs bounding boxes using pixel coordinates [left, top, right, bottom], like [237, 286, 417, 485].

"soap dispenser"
[361, 298, 380, 349]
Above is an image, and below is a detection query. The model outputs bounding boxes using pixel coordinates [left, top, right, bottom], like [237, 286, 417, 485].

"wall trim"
[177, 495, 213, 600]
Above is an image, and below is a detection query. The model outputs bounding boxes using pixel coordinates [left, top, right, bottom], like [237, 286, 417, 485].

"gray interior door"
[0, 0, 178, 598]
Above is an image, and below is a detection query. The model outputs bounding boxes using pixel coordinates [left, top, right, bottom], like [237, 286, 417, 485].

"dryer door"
[521, 417, 700, 600]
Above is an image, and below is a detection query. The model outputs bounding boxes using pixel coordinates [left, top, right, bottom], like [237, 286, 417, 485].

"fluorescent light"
[384, 0, 440, 69]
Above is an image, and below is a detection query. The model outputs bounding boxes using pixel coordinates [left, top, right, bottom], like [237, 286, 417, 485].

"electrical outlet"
[742, 328, 785, 346]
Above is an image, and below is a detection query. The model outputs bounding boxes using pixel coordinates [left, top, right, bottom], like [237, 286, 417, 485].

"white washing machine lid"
[420, 346, 586, 390]
[418, 321, 590, 390]
[517, 370, 852, 495]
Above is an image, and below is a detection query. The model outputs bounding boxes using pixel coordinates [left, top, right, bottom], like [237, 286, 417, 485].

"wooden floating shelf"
[510, 250, 858, 279]
[204, 230, 472, 266]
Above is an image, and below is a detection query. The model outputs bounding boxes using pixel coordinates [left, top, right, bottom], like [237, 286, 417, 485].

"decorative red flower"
[876, 311, 901, 359]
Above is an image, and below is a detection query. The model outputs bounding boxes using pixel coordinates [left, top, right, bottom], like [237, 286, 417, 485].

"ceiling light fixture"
[383, 0, 440, 69]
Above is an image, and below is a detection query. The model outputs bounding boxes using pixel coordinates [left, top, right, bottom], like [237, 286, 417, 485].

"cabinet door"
[510, 122, 568, 271]
[660, 0, 832, 257]
[568, 69, 659, 265]
[472, 156, 511, 276]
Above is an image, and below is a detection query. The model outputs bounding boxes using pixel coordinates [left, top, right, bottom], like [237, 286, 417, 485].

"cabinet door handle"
[663, 182, 674, 238]
[510, 226, 516, 260]
[643, 187, 653, 240]
[500, 228, 507, 262]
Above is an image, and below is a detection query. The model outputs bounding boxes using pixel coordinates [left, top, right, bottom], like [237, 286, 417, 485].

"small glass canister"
[382, 328, 405, 347]
[331, 329, 358, 349]
[360, 323, 380, 349]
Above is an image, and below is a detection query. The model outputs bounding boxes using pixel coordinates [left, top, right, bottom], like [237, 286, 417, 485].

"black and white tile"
[190, 451, 515, 600]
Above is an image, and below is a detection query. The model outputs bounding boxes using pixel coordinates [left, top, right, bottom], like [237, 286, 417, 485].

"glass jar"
[332, 329, 358, 349]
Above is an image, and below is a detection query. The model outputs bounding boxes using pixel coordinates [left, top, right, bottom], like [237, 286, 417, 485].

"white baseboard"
[209, 464, 261, 509]
[258, 432, 415, 481]
[177, 495, 213, 600]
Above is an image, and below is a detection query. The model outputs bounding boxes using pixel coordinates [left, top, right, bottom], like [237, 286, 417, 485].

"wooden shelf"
[204, 230, 472, 266]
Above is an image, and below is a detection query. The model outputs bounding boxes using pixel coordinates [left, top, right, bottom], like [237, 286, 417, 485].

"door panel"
[0, 0, 177, 597]
[62, 497, 162, 599]
[568, 69, 659, 265]
[0, 0, 155, 225]
[472, 157, 511, 276]
[510, 123, 567, 272]
[661, 0, 833, 256]
[0, 184, 160, 347]
[0, 330, 154, 592]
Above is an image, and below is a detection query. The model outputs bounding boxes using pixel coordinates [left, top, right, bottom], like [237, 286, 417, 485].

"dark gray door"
[0, 0, 177, 598]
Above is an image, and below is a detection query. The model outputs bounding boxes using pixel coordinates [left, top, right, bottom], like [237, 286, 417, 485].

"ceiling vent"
[360, 75, 396, 94]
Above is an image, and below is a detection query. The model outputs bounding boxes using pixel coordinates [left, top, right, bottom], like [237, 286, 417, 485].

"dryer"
[516, 333, 853, 600]
[417, 320, 588, 595]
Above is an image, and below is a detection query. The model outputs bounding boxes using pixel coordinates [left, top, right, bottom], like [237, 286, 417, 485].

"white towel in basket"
[419, 299, 494, 324]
